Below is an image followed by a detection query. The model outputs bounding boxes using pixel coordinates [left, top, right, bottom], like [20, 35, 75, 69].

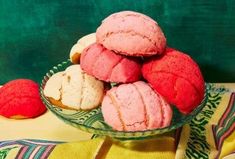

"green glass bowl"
[40, 60, 208, 140]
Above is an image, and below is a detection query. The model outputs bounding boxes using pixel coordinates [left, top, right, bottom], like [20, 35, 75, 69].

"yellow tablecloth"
[0, 111, 92, 142]
[0, 83, 235, 159]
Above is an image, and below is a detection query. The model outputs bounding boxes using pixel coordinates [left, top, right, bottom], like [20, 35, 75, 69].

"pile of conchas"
[44, 11, 205, 131]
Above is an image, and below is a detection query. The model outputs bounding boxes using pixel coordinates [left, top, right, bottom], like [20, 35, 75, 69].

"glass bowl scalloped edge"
[40, 60, 208, 140]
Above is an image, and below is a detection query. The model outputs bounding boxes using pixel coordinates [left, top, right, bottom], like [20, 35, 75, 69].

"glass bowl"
[40, 60, 208, 140]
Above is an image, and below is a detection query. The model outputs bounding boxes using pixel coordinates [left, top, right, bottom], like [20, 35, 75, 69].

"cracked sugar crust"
[43, 65, 104, 110]
[134, 81, 172, 128]
[96, 11, 166, 56]
[109, 57, 142, 83]
[133, 81, 163, 129]
[156, 91, 173, 127]
[151, 49, 205, 94]
[132, 83, 149, 128]
[61, 65, 104, 110]
[101, 81, 172, 131]
[98, 11, 159, 41]
[91, 47, 123, 81]
[142, 48, 205, 114]
[61, 65, 84, 109]
[147, 56, 203, 96]
[0, 79, 46, 118]
[81, 43, 104, 75]
[102, 83, 146, 131]
[81, 43, 141, 83]
[144, 71, 199, 114]
[44, 72, 64, 101]
[114, 83, 147, 131]
[105, 11, 158, 25]
[100, 31, 165, 56]
[106, 88, 126, 131]
[80, 73, 104, 110]
[142, 49, 204, 92]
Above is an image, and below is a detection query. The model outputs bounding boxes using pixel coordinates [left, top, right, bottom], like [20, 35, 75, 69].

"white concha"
[80, 73, 104, 110]
[44, 64, 104, 110]
[43, 72, 64, 100]
[61, 65, 84, 109]
[69, 33, 96, 64]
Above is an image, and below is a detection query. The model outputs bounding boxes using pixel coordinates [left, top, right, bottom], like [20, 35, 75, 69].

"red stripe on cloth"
[40, 145, 55, 159]
[218, 93, 235, 127]
[218, 120, 235, 149]
[29, 146, 41, 159]
[215, 119, 235, 159]
[16, 146, 28, 159]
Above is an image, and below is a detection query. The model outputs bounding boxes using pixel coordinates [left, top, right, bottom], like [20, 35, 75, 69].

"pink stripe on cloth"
[16, 146, 28, 159]
[218, 93, 235, 127]
[218, 120, 235, 149]
[40, 145, 55, 159]
[29, 146, 41, 159]
[215, 123, 235, 159]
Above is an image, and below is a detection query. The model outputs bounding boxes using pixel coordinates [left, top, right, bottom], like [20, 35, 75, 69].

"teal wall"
[0, 0, 235, 83]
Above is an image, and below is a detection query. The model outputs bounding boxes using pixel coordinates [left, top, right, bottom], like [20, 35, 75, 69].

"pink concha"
[101, 81, 173, 131]
[80, 43, 142, 83]
[96, 11, 166, 56]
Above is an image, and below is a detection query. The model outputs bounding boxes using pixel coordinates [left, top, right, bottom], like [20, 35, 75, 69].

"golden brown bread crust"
[48, 97, 79, 111]
[71, 52, 81, 64]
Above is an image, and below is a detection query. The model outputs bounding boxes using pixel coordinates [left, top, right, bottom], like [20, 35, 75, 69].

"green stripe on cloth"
[34, 146, 46, 159]
[213, 93, 235, 146]
[21, 145, 36, 159]
[218, 93, 235, 127]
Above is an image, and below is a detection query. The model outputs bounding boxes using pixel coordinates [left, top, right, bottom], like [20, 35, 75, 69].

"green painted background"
[0, 0, 235, 83]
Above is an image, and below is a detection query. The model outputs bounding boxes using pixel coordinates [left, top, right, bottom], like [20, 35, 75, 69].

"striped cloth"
[212, 92, 235, 158]
[0, 83, 234, 159]
[0, 139, 63, 159]
[175, 83, 235, 159]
